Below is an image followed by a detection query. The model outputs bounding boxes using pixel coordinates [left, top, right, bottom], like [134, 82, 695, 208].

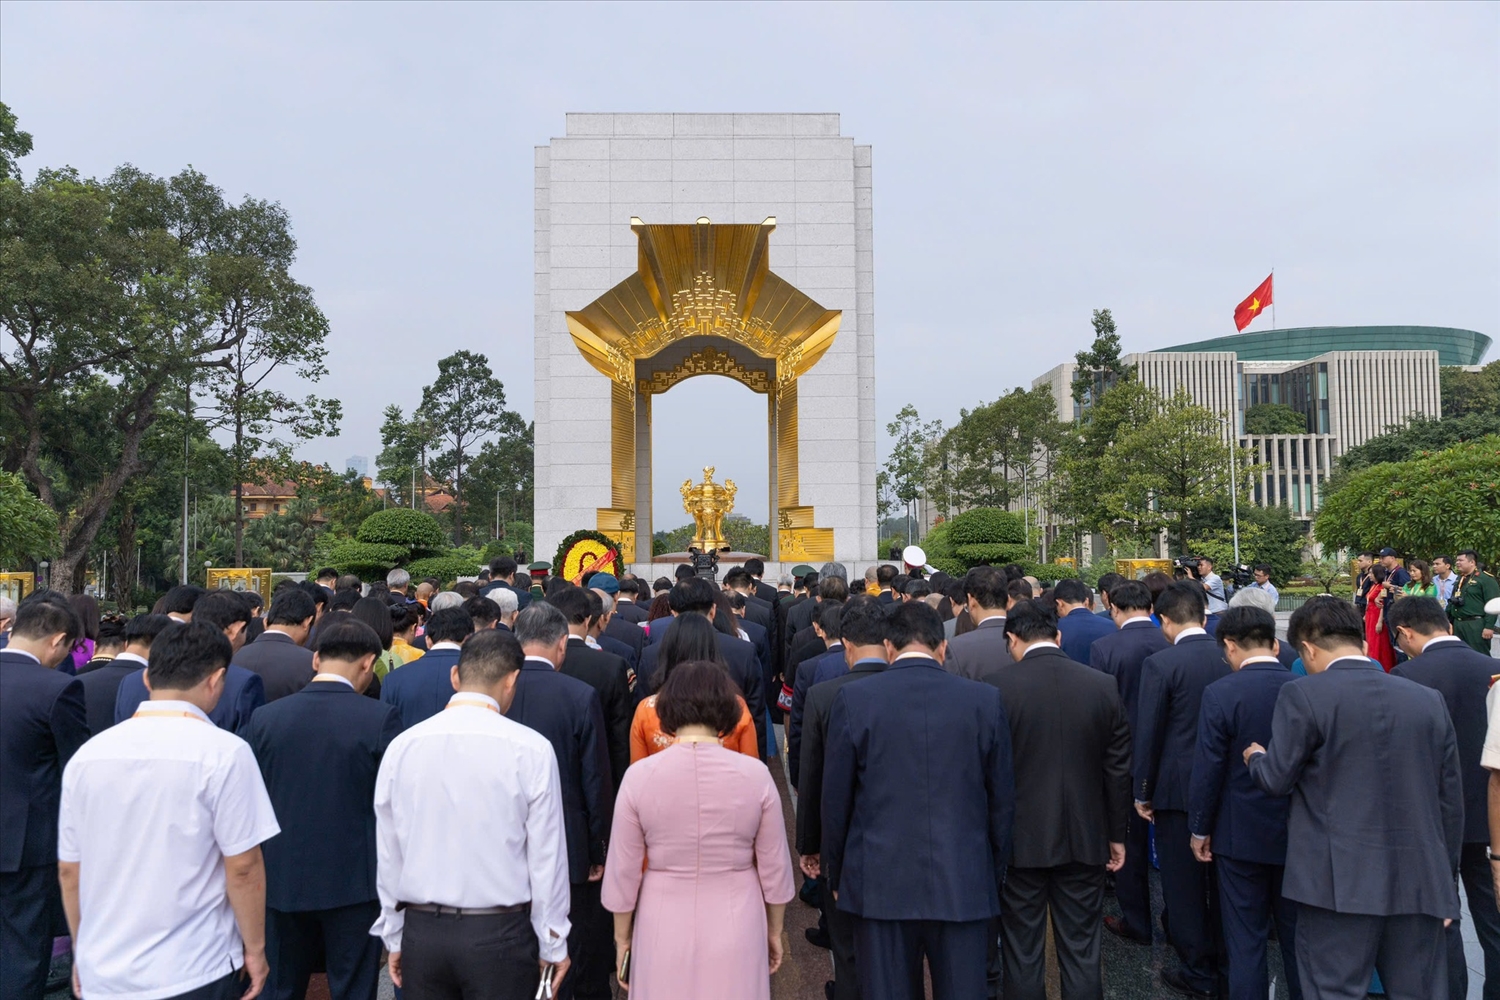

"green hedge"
[948, 508, 1026, 546]
[954, 542, 1032, 565]
[356, 508, 447, 554]
[327, 540, 408, 578]
[407, 549, 486, 588]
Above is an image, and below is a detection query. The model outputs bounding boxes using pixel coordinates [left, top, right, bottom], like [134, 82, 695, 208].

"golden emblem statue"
[681, 467, 737, 552]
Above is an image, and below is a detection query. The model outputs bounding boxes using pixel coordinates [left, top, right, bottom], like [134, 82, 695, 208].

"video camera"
[1229, 564, 1254, 589]
[1172, 556, 1202, 580]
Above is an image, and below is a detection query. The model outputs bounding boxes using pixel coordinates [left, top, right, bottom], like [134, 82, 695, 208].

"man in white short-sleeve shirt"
[58, 621, 281, 1000]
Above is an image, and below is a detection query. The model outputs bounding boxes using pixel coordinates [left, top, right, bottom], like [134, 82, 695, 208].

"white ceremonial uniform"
[371, 691, 572, 962]
[58, 700, 280, 1000]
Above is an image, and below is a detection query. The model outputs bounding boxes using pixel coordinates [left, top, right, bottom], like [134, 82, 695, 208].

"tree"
[0, 102, 33, 181]
[1188, 500, 1304, 583]
[1047, 379, 1158, 553]
[245, 499, 323, 572]
[1441, 361, 1500, 419]
[1243, 403, 1308, 435]
[465, 414, 534, 540]
[420, 351, 510, 545]
[1071, 308, 1132, 406]
[883, 404, 940, 544]
[1300, 552, 1348, 594]
[929, 386, 1061, 515]
[1331, 412, 1500, 493]
[0, 469, 57, 566]
[1314, 436, 1500, 566]
[376, 404, 440, 508]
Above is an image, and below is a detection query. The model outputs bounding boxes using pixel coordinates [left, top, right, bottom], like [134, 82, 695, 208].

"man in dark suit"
[1186, 606, 1302, 1000]
[549, 586, 633, 790]
[511, 602, 614, 1000]
[944, 566, 1014, 681]
[744, 557, 779, 608]
[1391, 596, 1500, 1000]
[822, 601, 1015, 999]
[875, 563, 898, 604]
[241, 618, 402, 1000]
[113, 590, 267, 733]
[77, 613, 172, 736]
[0, 592, 88, 997]
[1054, 578, 1116, 664]
[1247, 596, 1462, 998]
[479, 554, 531, 612]
[789, 603, 842, 789]
[380, 607, 472, 729]
[1134, 582, 1229, 997]
[234, 587, 317, 702]
[785, 569, 845, 663]
[637, 578, 766, 759]
[797, 595, 888, 1000]
[989, 600, 1130, 1000]
[1087, 579, 1168, 946]
[610, 578, 649, 624]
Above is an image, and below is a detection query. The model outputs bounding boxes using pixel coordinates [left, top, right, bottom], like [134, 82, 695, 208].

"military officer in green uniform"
[1448, 548, 1499, 656]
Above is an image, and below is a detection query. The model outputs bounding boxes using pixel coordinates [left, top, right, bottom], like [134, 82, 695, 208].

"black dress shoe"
[1160, 967, 1217, 999]
[1103, 915, 1149, 945]
[805, 926, 832, 949]
[824, 982, 835, 1000]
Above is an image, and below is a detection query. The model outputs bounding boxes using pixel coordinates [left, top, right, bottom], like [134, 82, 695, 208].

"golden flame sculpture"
[681, 467, 737, 552]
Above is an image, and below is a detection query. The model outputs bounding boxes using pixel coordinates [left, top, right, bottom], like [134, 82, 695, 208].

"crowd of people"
[0, 547, 1497, 1000]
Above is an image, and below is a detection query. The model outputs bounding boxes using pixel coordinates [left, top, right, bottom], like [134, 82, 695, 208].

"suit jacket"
[76, 658, 140, 736]
[1088, 619, 1168, 729]
[561, 637, 633, 790]
[783, 597, 822, 664]
[233, 631, 316, 703]
[1057, 607, 1116, 665]
[241, 681, 403, 911]
[788, 643, 842, 788]
[1248, 658, 1462, 918]
[944, 617, 1012, 682]
[1394, 639, 1496, 844]
[0, 650, 89, 872]
[1133, 633, 1229, 811]
[114, 663, 265, 734]
[505, 661, 612, 883]
[985, 646, 1131, 868]
[602, 617, 644, 668]
[1186, 660, 1295, 865]
[612, 600, 648, 625]
[796, 658, 886, 855]
[822, 655, 1014, 921]
[752, 579, 779, 608]
[597, 634, 636, 678]
[380, 647, 463, 730]
[637, 619, 767, 759]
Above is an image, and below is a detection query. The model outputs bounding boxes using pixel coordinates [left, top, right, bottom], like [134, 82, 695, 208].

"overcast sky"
[3, 2, 1496, 525]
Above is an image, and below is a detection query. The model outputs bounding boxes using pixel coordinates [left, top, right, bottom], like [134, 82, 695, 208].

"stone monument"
[533, 114, 876, 574]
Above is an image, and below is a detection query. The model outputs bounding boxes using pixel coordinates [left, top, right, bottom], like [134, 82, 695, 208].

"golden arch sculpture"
[566, 217, 838, 564]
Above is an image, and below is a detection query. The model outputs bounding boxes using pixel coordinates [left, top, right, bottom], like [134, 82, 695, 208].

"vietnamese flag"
[1234, 274, 1274, 331]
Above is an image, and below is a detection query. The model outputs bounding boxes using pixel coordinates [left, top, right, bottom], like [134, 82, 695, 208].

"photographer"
[1195, 557, 1229, 619]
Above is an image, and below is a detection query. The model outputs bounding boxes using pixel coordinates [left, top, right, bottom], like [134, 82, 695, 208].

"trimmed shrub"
[948, 508, 1026, 546]
[355, 509, 447, 555]
[327, 540, 408, 579]
[407, 548, 486, 588]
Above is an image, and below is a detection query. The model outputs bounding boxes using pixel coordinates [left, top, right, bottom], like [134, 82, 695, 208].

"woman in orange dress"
[630, 613, 759, 762]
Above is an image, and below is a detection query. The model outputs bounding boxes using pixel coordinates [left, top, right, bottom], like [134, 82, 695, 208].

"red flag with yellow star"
[1234, 274, 1274, 331]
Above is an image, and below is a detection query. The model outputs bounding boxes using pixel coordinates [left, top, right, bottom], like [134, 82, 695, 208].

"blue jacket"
[1058, 607, 1115, 664]
[1186, 659, 1295, 864]
[822, 655, 1014, 922]
[1133, 633, 1229, 811]
[1088, 618, 1168, 728]
[241, 681, 403, 911]
[380, 647, 462, 730]
[0, 650, 88, 871]
[788, 644, 843, 788]
[114, 663, 265, 734]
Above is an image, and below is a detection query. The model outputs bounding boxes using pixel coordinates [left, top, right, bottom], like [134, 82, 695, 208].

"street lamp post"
[38, 560, 49, 591]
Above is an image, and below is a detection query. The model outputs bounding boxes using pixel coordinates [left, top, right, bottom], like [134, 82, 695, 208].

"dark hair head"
[802, 571, 821, 591]
[726, 591, 747, 611]
[617, 578, 640, 598]
[652, 576, 673, 594]
[14, 590, 82, 642]
[674, 563, 696, 582]
[162, 585, 206, 616]
[425, 607, 476, 645]
[1359, 550, 1378, 560]
[316, 567, 338, 582]
[548, 585, 592, 626]
[1407, 559, 1430, 584]
[710, 591, 739, 637]
[1108, 580, 1153, 613]
[454, 581, 480, 599]
[193, 591, 252, 632]
[351, 597, 395, 649]
[655, 660, 742, 737]
[1386, 595, 1451, 637]
[817, 602, 843, 641]
[660, 612, 722, 686]
[647, 594, 672, 621]
[1155, 583, 1207, 625]
[298, 579, 330, 609]
[1369, 565, 1388, 585]
[329, 589, 362, 613]
[463, 595, 502, 628]
[1004, 599, 1059, 642]
[1433, 554, 1453, 567]
[903, 579, 931, 599]
[877, 564, 898, 587]
[1053, 578, 1091, 606]
[96, 612, 128, 647]
[457, 628, 524, 686]
[543, 576, 572, 598]
[818, 577, 850, 603]
[743, 558, 765, 577]
[123, 613, 175, 648]
[669, 577, 718, 615]
[1214, 607, 1277, 650]
[266, 587, 316, 627]
[1096, 573, 1125, 599]
[1007, 578, 1034, 602]
[515, 601, 569, 647]
[147, 621, 232, 690]
[885, 600, 945, 652]
[390, 602, 421, 634]
[313, 618, 384, 662]
[335, 574, 362, 592]
[489, 555, 518, 579]
[839, 595, 888, 647]
[243, 591, 264, 613]
[1142, 571, 1173, 603]
[722, 567, 751, 589]
[1252, 563, 1272, 575]
[1287, 595, 1365, 652]
[69, 594, 100, 641]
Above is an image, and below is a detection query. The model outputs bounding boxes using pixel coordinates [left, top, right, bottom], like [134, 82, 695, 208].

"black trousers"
[167, 970, 249, 1000]
[403, 908, 539, 1000]
[1459, 842, 1500, 1000]
[1296, 904, 1446, 1000]
[825, 891, 861, 1000]
[1154, 810, 1220, 992]
[0, 864, 56, 1000]
[1115, 812, 1153, 941]
[560, 880, 612, 1000]
[268, 900, 382, 1000]
[999, 863, 1105, 1000]
[853, 915, 989, 1000]
[1216, 856, 1300, 1000]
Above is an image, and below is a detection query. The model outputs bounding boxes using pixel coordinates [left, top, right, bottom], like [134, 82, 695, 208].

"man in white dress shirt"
[373, 626, 573, 1000]
[58, 620, 282, 1000]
